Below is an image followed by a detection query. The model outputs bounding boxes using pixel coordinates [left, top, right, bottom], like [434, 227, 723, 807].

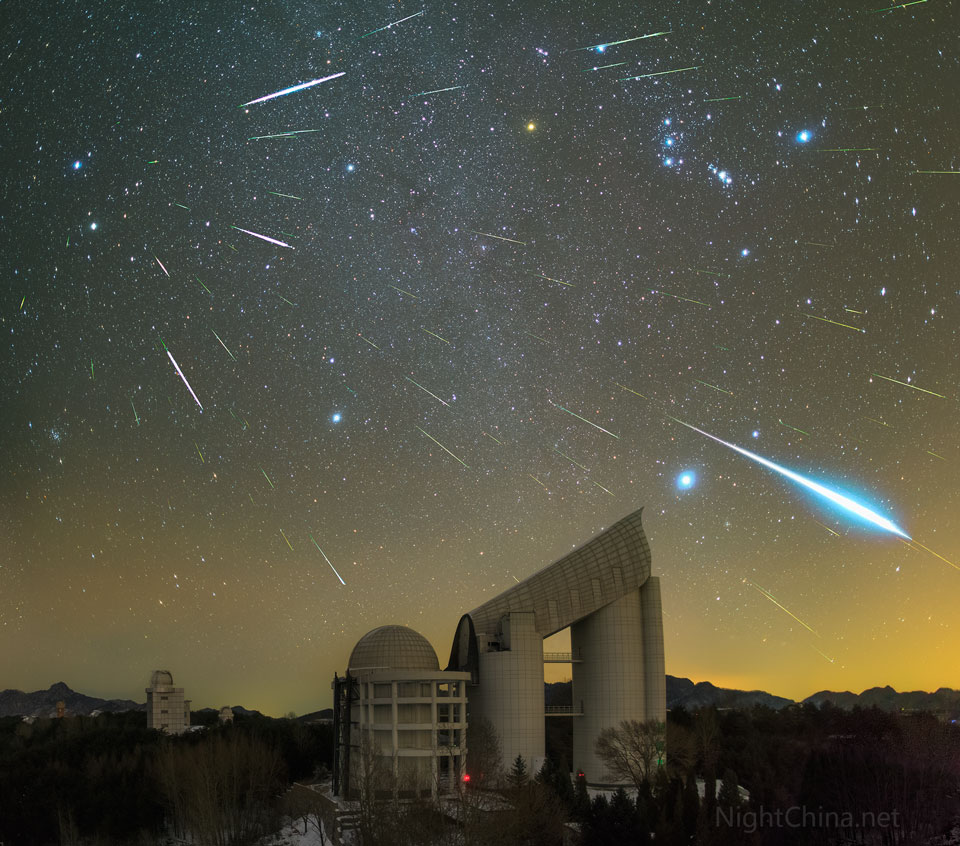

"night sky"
[4, 0, 958, 717]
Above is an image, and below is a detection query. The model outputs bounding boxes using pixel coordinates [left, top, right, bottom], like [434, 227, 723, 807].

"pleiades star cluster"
[2, 0, 957, 714]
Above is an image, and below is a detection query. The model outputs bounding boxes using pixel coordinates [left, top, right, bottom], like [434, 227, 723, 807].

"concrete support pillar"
[468, 612, 545, 777]
[570, 588, 645, 785]
[640, 577, 666, 724]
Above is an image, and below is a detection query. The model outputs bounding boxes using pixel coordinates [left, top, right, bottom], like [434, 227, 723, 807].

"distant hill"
[665, 676, 794, 710]
[4, 679, 957, 719]
[0, 682, 144, 718]
[804, 685, 960, 715]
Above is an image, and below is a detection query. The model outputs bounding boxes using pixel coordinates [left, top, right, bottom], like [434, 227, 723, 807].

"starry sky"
[3, 0, 958, 717]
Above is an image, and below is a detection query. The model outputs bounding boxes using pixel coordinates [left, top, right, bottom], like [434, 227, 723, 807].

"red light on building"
[462, 773, 471, 783]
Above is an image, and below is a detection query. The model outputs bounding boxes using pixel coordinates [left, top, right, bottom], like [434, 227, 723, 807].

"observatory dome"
[348, 625, 439, 672]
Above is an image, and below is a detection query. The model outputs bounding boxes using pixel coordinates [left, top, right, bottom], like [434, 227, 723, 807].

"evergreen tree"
[573, 770, 591, 821]
[509, 753, 528, 788]
[716, 768, 740, 811]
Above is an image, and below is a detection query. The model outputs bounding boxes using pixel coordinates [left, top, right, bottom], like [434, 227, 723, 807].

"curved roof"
[150, 670, 174, 688]
[348, 625, 439, 672]
[463, 508, 651, 639]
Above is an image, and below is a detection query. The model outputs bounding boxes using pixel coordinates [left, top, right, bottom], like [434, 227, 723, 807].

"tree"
[509, 754, 528, 789]
[594, 719, 666, 791]
[465, 716, 503, 787]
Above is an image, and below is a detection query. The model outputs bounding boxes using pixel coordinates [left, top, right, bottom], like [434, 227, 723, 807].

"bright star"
[90, 222, 97, 230]
[527, 122, 536, 132]
[796, 130, 811, 143]
[596, 44, 606, 53]
[741, 248, 750, 256]
[677, 471, 696, 490]
[665, 137, 674, 146]
[752, 430, 760, 439]
[332, 413, 342, 423]
[72, 160, 82, 170]
[346, 163, 355, 172]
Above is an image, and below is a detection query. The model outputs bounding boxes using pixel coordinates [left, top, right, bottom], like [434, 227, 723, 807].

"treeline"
[0, 710, 333, 845]
[539, 703, 960, 845]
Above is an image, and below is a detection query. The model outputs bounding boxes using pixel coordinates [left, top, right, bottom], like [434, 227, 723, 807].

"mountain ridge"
[3, 679, 957, 719]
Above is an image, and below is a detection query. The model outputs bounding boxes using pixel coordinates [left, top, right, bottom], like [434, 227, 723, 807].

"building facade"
[332, 626, 470, 799]
[145, 670, 191, 734]
[448, 508, 665, 787]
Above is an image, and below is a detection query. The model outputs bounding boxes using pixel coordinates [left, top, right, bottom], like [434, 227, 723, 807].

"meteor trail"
[871, 372, 945, 398]
[621, 66, 699, 80]
[310, 534, 346, 584]
[357, 333, 380, 349]
[211, 328, 237, 361]
[280, 528, 293, 551]
[482, 431, 503, 445]
[130, 398, 139, 426]
[668, 416, 911, 539]
[260, 467, 275, 490]
[581, 62, 628, 72]
[154, 255, 170, 277]
[194, 441, 204, 463]
[268, 191, 303, 200]
[778, 419, 811, 437]
[468, 230, 526, 245]
[166, 348, 203, 411]
[656, 290, 712, 307]
[612, 381, 648, 399]
[231, 226, 294, 249]
[405, 376, 450, 407]
[389, 284, 419, 298]
[554, 447, 589, 472]
[414, 85, 465, 96]
[416, 426, 469, 468]
[695, 379, 733, 395]
[805, 313, 865, 333]
[549, 400, 619, 439]
[571, 30, 671, 51]
[746, 580, 820, 636]
[534, 273, 574, 286]
[421, 328, 450, 344]
[240, 72, 345, 107]
[360, 10, 424, 38]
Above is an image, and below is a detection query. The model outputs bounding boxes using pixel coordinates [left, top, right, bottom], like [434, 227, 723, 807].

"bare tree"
[594, 719, 666, 791]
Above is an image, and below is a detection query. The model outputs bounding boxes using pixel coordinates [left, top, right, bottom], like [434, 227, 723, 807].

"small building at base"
[332, 626, 470, 799]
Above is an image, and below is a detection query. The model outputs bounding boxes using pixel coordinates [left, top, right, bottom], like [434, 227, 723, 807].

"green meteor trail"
[414, 85, 465, 96]
[549, 400, 619, 439]
[871, 373, 945, 398]
[416, 426, 470, 468]
[260, 467, 275, 489]
[468, 229, 526, 245]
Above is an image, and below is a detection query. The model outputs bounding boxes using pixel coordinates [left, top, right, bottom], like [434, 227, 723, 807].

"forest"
[0, 702, 957, 845]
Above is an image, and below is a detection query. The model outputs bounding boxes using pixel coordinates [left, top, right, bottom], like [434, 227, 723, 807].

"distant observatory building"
[332, 626, 470, 798]
[146, 670, 191, 734]
[332, 509, 665, 793]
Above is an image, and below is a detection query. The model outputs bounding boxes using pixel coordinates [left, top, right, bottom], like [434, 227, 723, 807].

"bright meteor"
[240, 72, 345, 107]
[230, 226, 294, 249]
[668, 416, 911, 539]
[166, 349, 203, 412]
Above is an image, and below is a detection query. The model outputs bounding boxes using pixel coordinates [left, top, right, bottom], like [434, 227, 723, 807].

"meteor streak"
[668, 416, 911, 538]
[871, 373, 945, 398]
[389, 284, 419, 298]
[360, 10, 424, 38]
[656, 290, 711, 307]
[405, 376, 450, 406]
[805, 313, 865, 333]
[310, 534, 346, 584]
[280, 528, 293, 551]
[468, 230, 526, 245]
[621, 66, 699, 80]
[534, 273, 574, 286]
[554, 447, 589, 472]
[240, 72, 345, 107]
[166, 348, 203, 411]
[416, 426, 469, 468]
[414, 85, 465, 96]
[572, 30, 671, 51]
[421, 328, 450, 344]
[694, 379, 733, 395]
[612, 381, 648, 399]
[231, 226, 294, 249]
[130, 398, 140, 426]
[549, 400, 619, 439]
[154, 255, 170, 277]
[746, 580, 820, 636]
[268, 191, 302, 200]
[357, 333, 380, 349]
[260, 467, 275, 490]
[211, 328, 237, 361]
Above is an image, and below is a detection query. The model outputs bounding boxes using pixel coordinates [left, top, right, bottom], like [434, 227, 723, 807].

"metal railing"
[544, 705, 583, 715]
[543, 652, 582, 662]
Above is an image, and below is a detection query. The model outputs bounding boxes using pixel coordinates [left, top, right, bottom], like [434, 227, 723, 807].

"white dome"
[348, 625, 439, 672]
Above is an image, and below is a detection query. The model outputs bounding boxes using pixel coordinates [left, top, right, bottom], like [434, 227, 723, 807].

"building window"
[397, 682, 418, 697]
[160, 696, 168, 701]
[373, 683, 392, 699]
[160, 709, 168, 714]
[421, 682, 433, 696]
[438, 703, 451, 723]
